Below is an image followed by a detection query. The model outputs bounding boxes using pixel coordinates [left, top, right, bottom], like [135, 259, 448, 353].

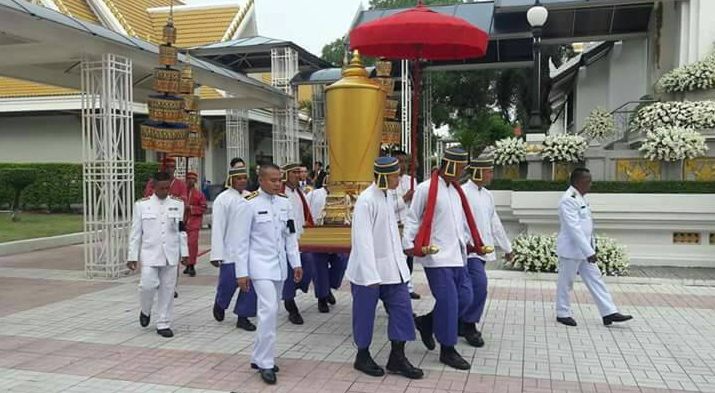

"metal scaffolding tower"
[422, 72, 433, 179]
[271, 47, 299, 166]
[226, 108, 250, 166]
[400, 59, 412, 154]
[311, 84, 328, 166]
[81, 54, 134, 279]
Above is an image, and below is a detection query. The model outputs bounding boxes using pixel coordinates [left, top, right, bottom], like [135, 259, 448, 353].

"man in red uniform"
[143, 157, 187, 199]
[183, 172, 207, 277]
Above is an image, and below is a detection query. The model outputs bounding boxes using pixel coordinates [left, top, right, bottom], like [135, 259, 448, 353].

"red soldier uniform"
[143, 157, 187, 199]
[184, 172, 207, 270]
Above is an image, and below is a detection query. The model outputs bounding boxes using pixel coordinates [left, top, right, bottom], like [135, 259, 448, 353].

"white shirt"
[234, 189, 301, 281]
[306, 187, 328, 226]
[556, 186, 595, 260]
[463, 181, 512, 261]
[284, 185, 307, 238]
[402, 176, 470, 268]
[347, 183, 411, 286]
[128, 194, 188, 267]
[394, 174, 414, 224]
[210, 188, 249, 263]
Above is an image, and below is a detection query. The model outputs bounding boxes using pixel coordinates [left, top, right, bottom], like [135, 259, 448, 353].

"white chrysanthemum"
[584, 108, 615, 140]
[632, 101, 715, 133]
[658, 52, 715, 93]
[541, 134, 588, 163]
[639, 126, 709, 161]
[493, 137, 527, 166]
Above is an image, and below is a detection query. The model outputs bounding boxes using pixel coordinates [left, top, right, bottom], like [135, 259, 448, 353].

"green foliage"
[321, 37, 348, 67]
[0, 162, 159, 211]
[1, 168, 38, 193]
[489, 180, 715, 193]
[449, 111, 513, 158]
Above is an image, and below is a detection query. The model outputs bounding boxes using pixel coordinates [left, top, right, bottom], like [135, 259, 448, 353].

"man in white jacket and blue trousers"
[347, 157, 423, 380]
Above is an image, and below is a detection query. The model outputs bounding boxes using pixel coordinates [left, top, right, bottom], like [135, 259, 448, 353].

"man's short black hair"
[259, 163, 280, 177]
[570, 167, 591, 185]
[154, 172, 171, 182]
[315, 161, 323, 167]
[230, 157, 244, 167]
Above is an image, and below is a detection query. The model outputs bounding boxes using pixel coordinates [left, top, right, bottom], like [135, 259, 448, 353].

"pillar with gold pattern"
[299, 51, 386, 252]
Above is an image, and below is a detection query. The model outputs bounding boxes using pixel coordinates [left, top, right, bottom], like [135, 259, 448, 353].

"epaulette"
[138, 196, 150, 202]
[277, 193, 288, 198]
[303, 185, 314, 193]
[246, 191, 260, 200]
[170, 195, 183, 202]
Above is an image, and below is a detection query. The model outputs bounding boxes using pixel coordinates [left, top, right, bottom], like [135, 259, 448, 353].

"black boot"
[462, 322, 485, 348]
[414, 312, 435, 350]
[188, 265, 196, 277]
[183, 266, 190, 275]
[439, 345, 471, 370]
[457, 319, 465, 337]
[354, 348, 385, 377]
[326, 292, 336, 305]
[318, 298, 330, 313]
[212, 302, 225, 322]
[236, 317, 257, 331]
[386, 341, 424, 379]
[285, 300, 304, 325]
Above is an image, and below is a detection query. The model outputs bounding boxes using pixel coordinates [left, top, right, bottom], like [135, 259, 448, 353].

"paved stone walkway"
[1, 233, 715, 393]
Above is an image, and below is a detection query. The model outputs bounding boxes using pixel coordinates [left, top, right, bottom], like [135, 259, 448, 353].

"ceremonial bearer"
[556, 168, 632, 327]
[393, 150, 420, 300]
[143, 157, 187, 199]
[234, 164, 303, 385]
[183, 172, 207, 277]
[347, 157, 423, 379]
[307, 177, 347, 313]
[127, 172, 188, 338]
[403, 147, 487, 370]
[460, 160, 512, 348]
[281, 163, 315, 324]
[210, 163, 258, 331]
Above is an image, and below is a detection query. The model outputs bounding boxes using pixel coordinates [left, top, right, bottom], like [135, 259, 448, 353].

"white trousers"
[253, 279, 284, 369]
[556, 257, 618, 318]
[140, 264, 178, 330]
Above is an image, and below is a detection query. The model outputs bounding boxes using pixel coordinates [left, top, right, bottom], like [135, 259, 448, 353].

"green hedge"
[0, 162, 159, 211]
[490, 179, 715, 193]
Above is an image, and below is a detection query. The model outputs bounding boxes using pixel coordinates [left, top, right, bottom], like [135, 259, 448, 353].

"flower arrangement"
[541, 134, 589, 163]
[631, 101, 715, 133]
[506, 234, 629, 276]
[658, 52, 715, 93]
[584, 107, 615, 140]
[639, 126, 709, 161]
[493, 137, 527, 166]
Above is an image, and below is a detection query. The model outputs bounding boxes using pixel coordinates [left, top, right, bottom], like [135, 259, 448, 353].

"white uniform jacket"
[463, 182, 512, 261]
[284, 186, 308, 238]
[347, 183, 411, 286]
[306, 187, 328, 226]
[128, 194, 188, 267]
[402, 176, 471, 268]
[234, 189, 301, 281]
[556, 186, 596, 260]
[210, 188, 250, 263]
[393, 174, 414, 224]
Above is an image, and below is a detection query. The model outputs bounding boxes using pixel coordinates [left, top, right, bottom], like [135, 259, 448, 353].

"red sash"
[282, 184, 314, 227]
[413, 172, 484, 257]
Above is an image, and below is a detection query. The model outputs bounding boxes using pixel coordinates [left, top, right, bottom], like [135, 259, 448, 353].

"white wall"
[493, 190, 715, 268]
[0, 115, 82, 163]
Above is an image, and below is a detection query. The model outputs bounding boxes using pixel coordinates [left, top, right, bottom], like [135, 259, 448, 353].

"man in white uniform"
[556, 168, 632, 327]
[460, 160, 513, 347]
[127, 172, 188, 338]
[392, 150, 420, 300]
[234, 164, 303, 385]
[348, 157, 423, 380]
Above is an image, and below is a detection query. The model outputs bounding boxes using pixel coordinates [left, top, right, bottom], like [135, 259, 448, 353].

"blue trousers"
[215, 262, 257, 318]
[424, 266, 473, 347]
[462, 258, 488, 324]
[313, 253, 347, 299]
[282, 253, 314, 301]
[351, 283, 415, 349]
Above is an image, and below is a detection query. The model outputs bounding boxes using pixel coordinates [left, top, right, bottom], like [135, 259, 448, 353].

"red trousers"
[187, 230, 200, 266]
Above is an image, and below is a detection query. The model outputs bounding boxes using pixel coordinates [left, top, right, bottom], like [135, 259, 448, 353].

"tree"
[450, 111, 513, 158]
[1, 168, 38, 222]
[321, 37, 348, 67]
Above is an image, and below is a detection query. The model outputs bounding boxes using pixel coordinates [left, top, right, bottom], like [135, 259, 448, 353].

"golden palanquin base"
[299, 226, 351, 253]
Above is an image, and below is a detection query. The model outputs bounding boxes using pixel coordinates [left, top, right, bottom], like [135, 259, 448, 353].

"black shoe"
[462, 323, 485, 348]
[213, 302, 225, 322]
[188, 265, 196, 277]
[139, 312, 150, 327]
[183, 266, 190, 275]
[410, 292, 421, 300]
[603, 313, 633, 326]
[326, 292, 336, 305]
[439, 346, 470, 370]
[318, 298, 330, 313]
[156, 328, 174, 338]
[354, 348, 385, 377]
[285, 300, 304, 325]
[288, 312, 304, 325]
[251, 363, 279, 372]
[174, 291, 178, 299]
[414, 313, 435, 351]
[259, 368, 277, 385]
[386, 341, 424, 379]
[210, 260, 220, 268]
[557, 317, 578, 327]
[236, 317, 257, 331]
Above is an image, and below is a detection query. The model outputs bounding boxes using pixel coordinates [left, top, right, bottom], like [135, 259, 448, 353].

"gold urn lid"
[326, 50, 381, 92]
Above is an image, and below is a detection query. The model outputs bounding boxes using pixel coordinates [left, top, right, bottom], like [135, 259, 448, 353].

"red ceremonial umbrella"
[350, 0, 489, 189]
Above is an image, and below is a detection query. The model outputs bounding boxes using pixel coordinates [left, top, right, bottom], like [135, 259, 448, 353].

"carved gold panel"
[683, 158, 715, 181]
[502, 164, 520, 180]
[552, 162, 574, 181]
[615, 159, 661, 182]
[673, 232, 701, 244]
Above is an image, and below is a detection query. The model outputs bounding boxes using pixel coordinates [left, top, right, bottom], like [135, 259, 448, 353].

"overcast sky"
[185, 0, 366, 56]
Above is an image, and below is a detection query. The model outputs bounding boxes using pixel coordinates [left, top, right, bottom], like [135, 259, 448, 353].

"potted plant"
[639, 126, 709, 180]
[493, 137, 527, 179]
[541, 134, 589, 181]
